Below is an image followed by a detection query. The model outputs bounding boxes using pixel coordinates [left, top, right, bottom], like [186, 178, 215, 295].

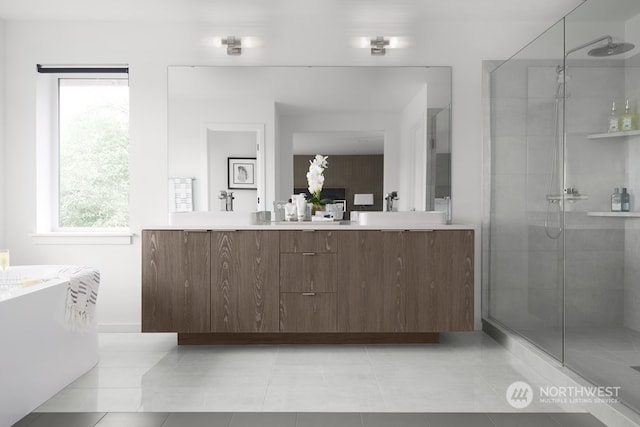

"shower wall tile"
[492, 174, 526, 216]
[493, 136, 526, 175]
[527, 251, 561, 290]
[492, 62, 527, 99]
[526, 135, 556, 175]
[526, 174, 553, 213]
[565, 97, 617, 135]
[490, 250, 529, 290]
[564, 228, 624, 251]
[565, 250, 624, 290]
[492, 98, 527, 136]
[626, 136, 640, 212]
[527, 66, 560, 99]
[490, 219, 528, 252]
[566, 137, 626, 177]
[567, 66, 625, 99]
[528, 288, 562, 326]
[528, 225, 561, 252]
[526, 98, 556, 137]
[624, 229, 640, 331]
[565, 289, 624, 328]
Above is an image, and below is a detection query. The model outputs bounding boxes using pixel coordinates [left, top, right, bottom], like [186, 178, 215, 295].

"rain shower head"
[588, 42, 635, 57]
[565, 35, 635, 58]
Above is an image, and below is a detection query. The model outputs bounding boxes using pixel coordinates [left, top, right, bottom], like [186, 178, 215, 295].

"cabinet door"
[279, 292, 337, 332]
[142, 230, 211, 333]
[279, 230, 337, 253]
[337, 231, 406, 332]
[280, 253, 337, 292]
[211, 230, 279, 332]
[406, 230, 474, 332]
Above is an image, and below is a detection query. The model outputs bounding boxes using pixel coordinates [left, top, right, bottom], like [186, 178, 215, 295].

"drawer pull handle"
[302, 252, 316, 256]
[302, 292, 316, 296]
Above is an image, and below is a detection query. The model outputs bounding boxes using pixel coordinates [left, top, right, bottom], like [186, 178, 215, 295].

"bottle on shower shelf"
[621, 188, 631, 212]
[620, 99, 638, 131]
[611, 187, 622, 212]
[608, 100, 619, 133]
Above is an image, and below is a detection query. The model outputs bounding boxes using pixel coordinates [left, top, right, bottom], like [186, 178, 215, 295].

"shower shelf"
[588, 211, 640, 218]
[587, 130, 640, 139]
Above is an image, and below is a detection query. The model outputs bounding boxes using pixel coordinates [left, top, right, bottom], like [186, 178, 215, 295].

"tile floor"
[15, 411, 607, 427]
[32, 331, 598, 414]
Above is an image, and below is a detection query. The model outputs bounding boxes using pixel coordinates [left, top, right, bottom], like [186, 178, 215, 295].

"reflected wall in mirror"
[293, 131, 384, 211]
[168, 66, 451, 214]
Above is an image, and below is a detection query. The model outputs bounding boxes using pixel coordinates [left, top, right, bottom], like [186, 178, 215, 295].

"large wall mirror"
[168, 66, 451, 214]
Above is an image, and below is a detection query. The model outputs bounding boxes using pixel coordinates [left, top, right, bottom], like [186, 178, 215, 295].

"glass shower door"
[488, 19, 566, 361]
[563, 2, 640, 412]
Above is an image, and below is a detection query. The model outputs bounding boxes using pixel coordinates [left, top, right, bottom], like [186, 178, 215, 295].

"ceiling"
[0, 0, 584, 23]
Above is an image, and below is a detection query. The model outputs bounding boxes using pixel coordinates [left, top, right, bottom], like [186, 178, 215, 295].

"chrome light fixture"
[370, 36, 389, 56]
[222, 36, 242, 55]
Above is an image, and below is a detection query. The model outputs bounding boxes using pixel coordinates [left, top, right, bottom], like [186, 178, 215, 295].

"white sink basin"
[358, 211, 447, 226]
[169, 211, 258, 226]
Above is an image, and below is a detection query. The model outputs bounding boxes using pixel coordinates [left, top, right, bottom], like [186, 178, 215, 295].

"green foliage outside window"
[59, 83, 129, 228]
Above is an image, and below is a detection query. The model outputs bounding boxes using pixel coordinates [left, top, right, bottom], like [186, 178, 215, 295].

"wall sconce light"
[370, 36, 389, 56]
[352, 36, 407, 55]
[212, 36, 263, 55]
[222, 36, 242, 55]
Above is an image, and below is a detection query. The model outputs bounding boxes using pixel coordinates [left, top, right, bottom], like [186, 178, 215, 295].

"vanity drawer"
[279, 292, 337, 332]
[279, 230, 337, 253]
[280, 253, 337, 293]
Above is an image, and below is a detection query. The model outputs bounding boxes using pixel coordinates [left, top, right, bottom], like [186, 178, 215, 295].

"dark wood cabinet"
[279, 230, 336, 253]
[337, 231, 406, 333]
[279, 292, 337, 332]
[406, 230, 474, 332]
[210, 230, 279, 333]
[141, 227, 474, 343]
[280, 253, 337, 293]
[279, 231, 337, 332]
[141, 230, 211, 333]
[338, 230, 474, 333]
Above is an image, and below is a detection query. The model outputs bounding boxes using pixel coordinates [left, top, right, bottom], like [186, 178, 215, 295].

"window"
[36, 65, 130, 234]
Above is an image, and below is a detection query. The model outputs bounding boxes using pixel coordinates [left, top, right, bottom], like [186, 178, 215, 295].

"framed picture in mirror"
[228, 157, 257, 189]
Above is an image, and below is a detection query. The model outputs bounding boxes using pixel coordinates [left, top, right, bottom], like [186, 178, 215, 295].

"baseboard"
[97, 323, 141, 333]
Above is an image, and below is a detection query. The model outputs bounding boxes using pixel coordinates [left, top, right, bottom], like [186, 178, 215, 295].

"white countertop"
[143, 222, 476, 231]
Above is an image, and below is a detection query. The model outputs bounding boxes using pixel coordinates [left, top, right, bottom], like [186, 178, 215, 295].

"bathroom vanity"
[141, 224, 473, 344]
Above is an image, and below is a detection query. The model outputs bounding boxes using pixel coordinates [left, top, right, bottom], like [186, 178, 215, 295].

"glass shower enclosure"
[486, 0, 640, 414]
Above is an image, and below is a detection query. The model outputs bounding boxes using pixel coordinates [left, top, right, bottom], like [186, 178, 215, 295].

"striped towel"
[58, 266, 101, 331]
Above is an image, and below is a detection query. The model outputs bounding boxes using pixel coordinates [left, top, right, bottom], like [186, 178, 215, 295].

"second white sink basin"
[358, 211, 447, 226]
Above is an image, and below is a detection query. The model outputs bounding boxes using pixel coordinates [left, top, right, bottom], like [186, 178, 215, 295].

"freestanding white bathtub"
[0, 266, 99, 427]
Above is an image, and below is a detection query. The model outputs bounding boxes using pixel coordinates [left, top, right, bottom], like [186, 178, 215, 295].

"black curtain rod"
[37, 64, 129, 74]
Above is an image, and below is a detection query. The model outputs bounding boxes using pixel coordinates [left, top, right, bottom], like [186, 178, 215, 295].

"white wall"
[0, 19, 4, 248]
[399, 85, 428, 211]
[1, 18, 569, 331]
